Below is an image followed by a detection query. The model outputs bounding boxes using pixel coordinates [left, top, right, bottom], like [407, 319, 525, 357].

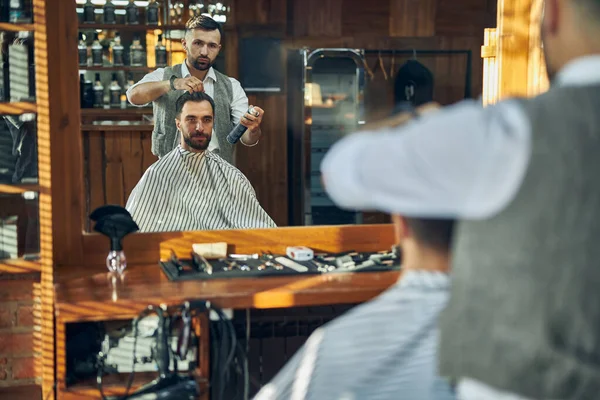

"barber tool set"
[160, 243, 401, 282]
[96, 299, 243, 400]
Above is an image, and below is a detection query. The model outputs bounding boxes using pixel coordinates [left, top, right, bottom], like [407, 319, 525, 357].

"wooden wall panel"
[435, 0, 488, 36]
[389, 0, 437, 37]
[235, 94, 288, 226]
[292, 0, 343, 37]
[235, 0, 287, 25]
[83, 131, 157, 221]
[342, 0, 390, 37]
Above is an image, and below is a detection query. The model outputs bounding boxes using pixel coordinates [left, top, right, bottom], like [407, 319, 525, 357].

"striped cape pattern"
[254, 270, 456, 400]
[126, 146, 276, 232]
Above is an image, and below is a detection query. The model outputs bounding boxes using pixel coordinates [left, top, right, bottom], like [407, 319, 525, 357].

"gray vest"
[151, 65, 235, 163]
[439, 84, 600, 399]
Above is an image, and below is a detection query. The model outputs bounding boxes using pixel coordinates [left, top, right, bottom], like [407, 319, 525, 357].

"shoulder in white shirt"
[320, 55, 600, 220]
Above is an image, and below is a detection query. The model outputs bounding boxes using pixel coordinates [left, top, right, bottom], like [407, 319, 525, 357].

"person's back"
[254, 217, 456, 400]
[440, 80, 600, 400]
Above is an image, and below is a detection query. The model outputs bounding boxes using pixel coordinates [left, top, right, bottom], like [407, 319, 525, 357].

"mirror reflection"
[78, 1, 475, 233]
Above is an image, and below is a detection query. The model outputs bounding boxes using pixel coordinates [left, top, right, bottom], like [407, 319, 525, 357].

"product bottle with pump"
[78, 32, 88, 67]
[103, 0, 116, 24]
[111, 33, 124, 66]
[147, 0, 160, 25]
[125, 0, 139, 24]
[82, 0, 95, 23]
[93, 73, 104, 108]
[91, 32, 103, 66]
[129, 34, 144, 66]
[109, 73, 121, 108]
[155, 33, 167, 67]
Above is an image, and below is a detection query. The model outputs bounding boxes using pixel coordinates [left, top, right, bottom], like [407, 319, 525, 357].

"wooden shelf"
[79, 66, 153, 72]
[0, 102, 37, 114]
[79, 24, 186, 31]
[81, 108, 152, 116]
[0, 22, 35, 32]
[0, 183, 40, 194]
[0, 257, 41, 274]
[82, 122, 153, 132]
[62, 373, 208, 400]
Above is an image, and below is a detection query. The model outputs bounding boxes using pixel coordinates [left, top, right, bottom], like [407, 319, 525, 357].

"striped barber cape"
[125, 145, 276, 232]
[254, 270, 456, 400]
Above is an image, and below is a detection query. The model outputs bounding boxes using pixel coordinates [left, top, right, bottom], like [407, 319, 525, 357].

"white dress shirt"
[321, 55, 600, 221]
[126, 63, 249, 151]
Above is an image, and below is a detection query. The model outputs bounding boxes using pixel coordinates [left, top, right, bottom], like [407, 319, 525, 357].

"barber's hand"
[174, 77, 204, 93]
[240, 105, 264, 133]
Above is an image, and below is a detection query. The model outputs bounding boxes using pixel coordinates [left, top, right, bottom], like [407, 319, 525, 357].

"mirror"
[292, 49, 366, 226]
[77, 1, 477, 233]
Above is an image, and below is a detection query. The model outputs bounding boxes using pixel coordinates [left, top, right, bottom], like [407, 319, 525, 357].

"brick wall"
[0, 273, 40, 390]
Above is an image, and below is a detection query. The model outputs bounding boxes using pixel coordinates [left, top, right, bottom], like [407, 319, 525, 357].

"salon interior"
[0, 0, 552, 399]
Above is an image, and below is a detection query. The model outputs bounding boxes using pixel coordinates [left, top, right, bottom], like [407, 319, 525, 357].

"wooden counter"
[55, 264, 401, 322]
[54, 264, 399, 399]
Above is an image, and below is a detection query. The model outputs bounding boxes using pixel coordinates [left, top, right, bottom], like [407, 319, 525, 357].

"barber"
[126, 15, 264, 164]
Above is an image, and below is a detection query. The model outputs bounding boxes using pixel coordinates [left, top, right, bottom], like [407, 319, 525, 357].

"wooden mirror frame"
[482, 0, 548, 104]
[41, 0, 550, 397]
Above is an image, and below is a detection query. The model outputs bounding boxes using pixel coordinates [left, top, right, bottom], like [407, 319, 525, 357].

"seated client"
[254, 215, 456, 400]
[126, 91, 276, 232]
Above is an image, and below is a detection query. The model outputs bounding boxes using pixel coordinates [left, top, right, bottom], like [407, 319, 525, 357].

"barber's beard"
[191, 56, 212, 71]
[184, 132, 211, 151]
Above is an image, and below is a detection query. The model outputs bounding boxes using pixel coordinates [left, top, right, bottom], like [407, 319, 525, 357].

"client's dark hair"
[175, 91, 215, 117]
[404, 218, 455, 252]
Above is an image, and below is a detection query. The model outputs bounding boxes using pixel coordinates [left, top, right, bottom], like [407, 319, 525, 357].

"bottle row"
[80, 72, 138, 109]
[77, 0, 229, 26]
[0, 0, 32, 24]
[78, 31, 168, 68]
[80, 0, 161, 26]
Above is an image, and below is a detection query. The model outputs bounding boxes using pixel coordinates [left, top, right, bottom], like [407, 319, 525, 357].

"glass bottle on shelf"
[170, 1, 184, 24]
[9, 0, 32, 23]
[124, 72, 134, 94]
[129, 34, 144, 67]
[93, 73, 104, 108]
[82, 0, 95, 24]
[155, 33, 167, 67]
[126, 0, 139, 25]
[78, 32, 88, 67]
[91, 32, 103, 66]
[147, 0, 160, 25]
[109, 73, 121, 108]
[103, 0, 116, 24]
[80, 73, 94, 109]
[111, 32, 124, 66]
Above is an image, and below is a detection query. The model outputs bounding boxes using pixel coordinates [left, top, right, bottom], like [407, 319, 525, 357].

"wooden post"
[34, 0, 85, 397]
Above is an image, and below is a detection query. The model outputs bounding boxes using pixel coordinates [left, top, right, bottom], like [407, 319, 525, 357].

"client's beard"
[184, 133, 211, 151]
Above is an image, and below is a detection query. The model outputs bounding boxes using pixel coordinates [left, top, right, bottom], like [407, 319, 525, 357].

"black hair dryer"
[89, 205, 139, 274]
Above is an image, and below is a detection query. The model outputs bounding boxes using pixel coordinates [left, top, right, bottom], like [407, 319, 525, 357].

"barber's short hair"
[175, 91, 215, 117]
[185, 15, 223, 41]
[404, 218, 455, 252]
